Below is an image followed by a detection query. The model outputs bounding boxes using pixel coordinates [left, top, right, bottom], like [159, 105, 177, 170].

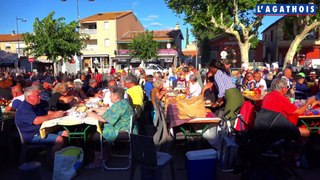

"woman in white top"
[188, 74, 202, 97]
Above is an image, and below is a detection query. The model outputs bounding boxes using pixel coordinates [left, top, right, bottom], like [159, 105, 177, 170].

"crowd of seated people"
[2, 60, 320, 170]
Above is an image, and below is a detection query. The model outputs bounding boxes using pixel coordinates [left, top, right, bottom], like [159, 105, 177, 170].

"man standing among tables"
[15, 86, 67, 157]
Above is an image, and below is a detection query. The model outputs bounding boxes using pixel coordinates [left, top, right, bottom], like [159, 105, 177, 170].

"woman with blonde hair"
[48, 82, 78, 111]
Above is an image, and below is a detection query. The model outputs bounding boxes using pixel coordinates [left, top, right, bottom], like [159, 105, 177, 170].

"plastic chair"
[100, 115, 134, 170]
[130, 133, 175, 180]
[15, 124, 49, 163]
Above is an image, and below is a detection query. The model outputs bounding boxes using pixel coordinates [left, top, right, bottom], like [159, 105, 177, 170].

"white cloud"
[148, 22, 163, 27]
[141, 18, 153, 21]
[147, 15, 159, 19]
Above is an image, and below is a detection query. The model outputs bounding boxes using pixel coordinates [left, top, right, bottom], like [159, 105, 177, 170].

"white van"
[304, 59, 320, 69]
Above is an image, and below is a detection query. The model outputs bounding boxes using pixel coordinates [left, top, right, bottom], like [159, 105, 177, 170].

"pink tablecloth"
[166, 104, 219, 128]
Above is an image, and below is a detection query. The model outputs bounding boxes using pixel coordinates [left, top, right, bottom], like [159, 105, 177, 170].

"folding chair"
[100, 115, 134, 170]
[15, 124, 49, 163]
[130, 133, 175, 180]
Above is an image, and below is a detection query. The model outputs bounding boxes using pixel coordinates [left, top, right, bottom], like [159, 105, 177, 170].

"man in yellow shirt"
[124, 75, 144, 115]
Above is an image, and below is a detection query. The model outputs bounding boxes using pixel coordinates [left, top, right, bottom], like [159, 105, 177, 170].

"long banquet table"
[40, 115, 102, 142]
[298, 114, 320, 134]
[166, 103, 221, 140]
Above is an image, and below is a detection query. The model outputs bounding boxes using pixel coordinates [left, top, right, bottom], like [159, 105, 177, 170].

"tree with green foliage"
[191, 28, 220, 66]
[128, 30, 159, 67]
[277, 0, 320, 69]
[165, 0, 275, 64]
[23, 11, 88, 62]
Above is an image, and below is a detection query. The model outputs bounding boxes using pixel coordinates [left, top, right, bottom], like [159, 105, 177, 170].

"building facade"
[0, 34, 53, 73]
[182, 42, 198, 67]
[115, 24, 184, 68]
[204, 34, 266, 67]
[79, 11, 144, 72]
[262, 17, 320, 66]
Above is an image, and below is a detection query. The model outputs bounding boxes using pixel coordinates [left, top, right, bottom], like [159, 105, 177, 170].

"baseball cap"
[297, 72, 305, 78]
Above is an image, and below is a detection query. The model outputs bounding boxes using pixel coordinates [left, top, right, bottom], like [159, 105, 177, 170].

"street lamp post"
[61, 0, 95, 72]
[16, 17, 27, 58]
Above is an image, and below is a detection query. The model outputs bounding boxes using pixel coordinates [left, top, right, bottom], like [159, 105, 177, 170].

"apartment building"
[79, 11, 144, 72]
[0, 34, 45, 72]
[262, 17, 320, 66]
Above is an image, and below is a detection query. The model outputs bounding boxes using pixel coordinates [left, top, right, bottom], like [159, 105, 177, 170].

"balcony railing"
[80, 29, 97, 34]
[84, 45, 98, 51]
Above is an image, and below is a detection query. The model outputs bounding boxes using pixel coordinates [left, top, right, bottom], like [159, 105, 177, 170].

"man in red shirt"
[261, 78, 315, 137]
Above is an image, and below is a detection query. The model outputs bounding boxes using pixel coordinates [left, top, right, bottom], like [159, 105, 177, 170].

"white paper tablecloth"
[40, 115, 102, 139]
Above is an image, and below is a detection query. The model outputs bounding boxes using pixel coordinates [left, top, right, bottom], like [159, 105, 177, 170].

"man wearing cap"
[40, 77, 54, 103]
[295, 74, 310, 99]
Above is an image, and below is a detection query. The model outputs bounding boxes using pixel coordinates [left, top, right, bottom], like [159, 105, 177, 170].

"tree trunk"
[283, 34, 305, 70]
[283, 21, 320, 70]
[238, 41, 250, 65]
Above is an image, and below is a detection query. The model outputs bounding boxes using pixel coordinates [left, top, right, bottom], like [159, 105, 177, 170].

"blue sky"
[0, 0, 280, 49]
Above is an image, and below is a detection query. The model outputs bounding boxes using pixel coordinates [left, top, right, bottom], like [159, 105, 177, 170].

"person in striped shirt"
[208, 60, 244, 121]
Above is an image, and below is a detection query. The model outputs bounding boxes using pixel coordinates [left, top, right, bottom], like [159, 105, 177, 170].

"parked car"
[134, 63, 167, 76]
[145, 64, 165, 75]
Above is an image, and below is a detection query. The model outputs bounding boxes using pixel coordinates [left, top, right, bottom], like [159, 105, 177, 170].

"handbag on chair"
[176, 95, 206, 119]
